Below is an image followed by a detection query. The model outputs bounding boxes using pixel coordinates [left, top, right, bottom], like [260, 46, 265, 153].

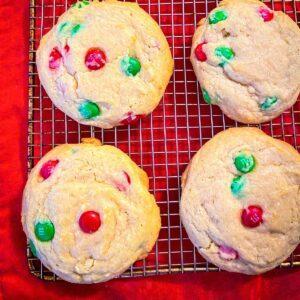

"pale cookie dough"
[37, 0, 173, 128]
[22, 138, 161, 283]
[180, 127, 300, 274]
[190, 0, 300, 124]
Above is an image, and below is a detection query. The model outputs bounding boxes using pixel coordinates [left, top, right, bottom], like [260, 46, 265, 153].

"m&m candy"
[195, 42, 207, 62]
[35, 220, 55, 242]
[231, 176, 246, 198]
[219, 245, 238, 260]
[260, 96, 278, 110]
[49, 48, 62, 70]
[234, 152, 256, 174]
[119, 112, 145, 125]
[120, 56, 141, 76]
[40, 160, 59, 180]
[209, 10, 228, 24]
[79, 101, 101, 119]
[259, 7, 274, 22]
[241, 205, 263, 228]
[114, 171, 131, 192]
[215, 46, 235, 66]
[85, 48, 107, 71]
[79, 211, 101, 234]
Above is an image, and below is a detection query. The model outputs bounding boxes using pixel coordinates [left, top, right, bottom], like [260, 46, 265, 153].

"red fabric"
[1, 0, 300, 299]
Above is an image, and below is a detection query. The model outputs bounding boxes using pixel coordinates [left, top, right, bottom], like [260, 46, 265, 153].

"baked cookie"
[22, 138, 161, 283]
[37, 0, 173, 128]
[180, 127, 300, 274]
[190, 0, 300, 124]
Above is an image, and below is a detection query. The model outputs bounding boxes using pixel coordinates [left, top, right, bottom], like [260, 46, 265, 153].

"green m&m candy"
[260, 96, 278, 110]
[216, 47, 234, 60]
[29, 239, 37, 257]
[201, 88, 212, 104]
[71, 24, 83, 36]
[34, 220, 55, 242]
[234, 152, 256, 174]
[230, 176, 246, 198]
[120, 56, 141, 76]
[209, 10, 228, 24]
[58, 22, 83, 37]
[58, 22, 70, 33]
[72, 0, 90, 9]
[79, 100, 101, 119]
[201, 87, 217, 104]
[215, 46, 235, 67]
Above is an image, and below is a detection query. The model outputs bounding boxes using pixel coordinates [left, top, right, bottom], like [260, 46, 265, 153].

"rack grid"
[28, 0, 300, 280]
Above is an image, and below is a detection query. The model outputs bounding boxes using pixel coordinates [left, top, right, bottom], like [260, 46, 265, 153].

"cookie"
[37, 0, 173, 128]
[180, 127, 300, 274]
[22, 138, 161, 283]
[190, 0, 300, 124]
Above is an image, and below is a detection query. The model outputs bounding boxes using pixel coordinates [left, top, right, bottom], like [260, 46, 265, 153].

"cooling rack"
[28, 0, 300, 280]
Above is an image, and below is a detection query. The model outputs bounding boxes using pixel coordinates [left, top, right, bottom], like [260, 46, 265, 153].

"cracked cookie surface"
[190, 0, 300, 124]
[37, 0, 173, 128]
[180, 127, 300, 274]
[22, 138, 161, 283]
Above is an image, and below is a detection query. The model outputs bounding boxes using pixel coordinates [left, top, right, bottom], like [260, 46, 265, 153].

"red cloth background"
[1, 0, 300, 299]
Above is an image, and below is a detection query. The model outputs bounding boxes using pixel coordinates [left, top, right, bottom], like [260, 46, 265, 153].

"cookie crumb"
[81, 138, 102, 146]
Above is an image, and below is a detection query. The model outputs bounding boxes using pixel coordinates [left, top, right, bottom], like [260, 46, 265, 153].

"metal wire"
[28, 0, 300, 280]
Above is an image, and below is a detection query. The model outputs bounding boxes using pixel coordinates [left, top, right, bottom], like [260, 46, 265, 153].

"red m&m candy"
[219, 245, 238, 260]
[195, 42, 207, 62]
[258, 7, 274, 22]
[124, 171, 131, 185]
[79, 211, 101, 234]
[114, 171, 131, 192]
[119, 112, 145, 126]
[40, 160, 59, 180]
[64, 44, 70, 53]
[49, 48, 62, 70]
[241, 205, 263, 228]
[85, 48, 107, 71]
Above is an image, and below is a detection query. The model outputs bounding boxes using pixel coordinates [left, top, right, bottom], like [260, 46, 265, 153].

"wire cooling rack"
[28, 0, 300, 280]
